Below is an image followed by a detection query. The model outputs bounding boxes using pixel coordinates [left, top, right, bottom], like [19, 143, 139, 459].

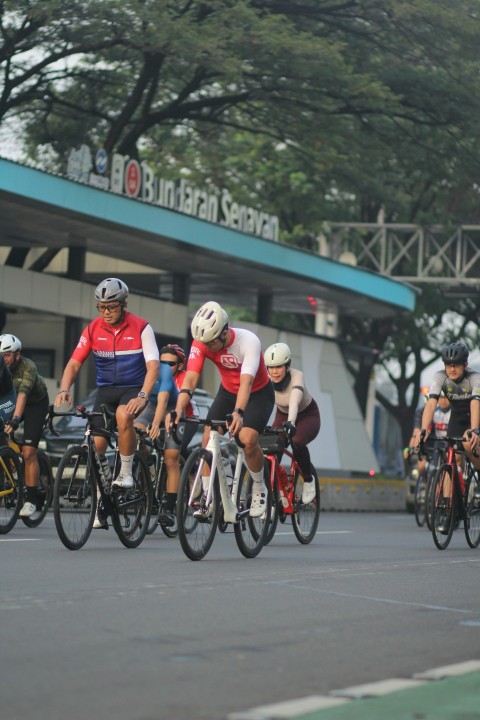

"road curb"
[319, 477, 405, 512]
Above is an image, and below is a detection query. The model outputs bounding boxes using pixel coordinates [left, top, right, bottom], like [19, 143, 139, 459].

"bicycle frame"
[265, 447, 297, 514]
[190, 424, 246, 524]
[0, 453, 16, 499]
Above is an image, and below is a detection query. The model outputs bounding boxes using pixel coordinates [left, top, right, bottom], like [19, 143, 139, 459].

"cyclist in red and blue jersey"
[167, 301, 274, 518]
[135, 343, 199, 526]
[55, 278, 159, 528]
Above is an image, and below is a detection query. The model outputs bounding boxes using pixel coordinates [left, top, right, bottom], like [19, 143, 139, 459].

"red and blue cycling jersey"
[71, 312, 158, 387]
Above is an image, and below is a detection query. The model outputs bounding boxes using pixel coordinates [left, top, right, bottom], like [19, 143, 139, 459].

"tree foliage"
[2, 0, 480, 437]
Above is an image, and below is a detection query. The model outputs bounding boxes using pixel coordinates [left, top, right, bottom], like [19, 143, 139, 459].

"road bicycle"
[135, 427, 185, 538]
[429, 433, 480, 550]
[0, 419, 53, 533]
[176, 417, 272, 560]
[48, 405, 152, 550]
[417, 438, 447, 531]
[259, 427, 320, 545]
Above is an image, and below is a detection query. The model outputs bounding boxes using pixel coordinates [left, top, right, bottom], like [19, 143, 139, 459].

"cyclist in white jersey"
[167, 301, 274, 518]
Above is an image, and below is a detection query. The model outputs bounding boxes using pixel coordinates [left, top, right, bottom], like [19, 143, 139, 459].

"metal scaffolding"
[323, 224, 480, 286]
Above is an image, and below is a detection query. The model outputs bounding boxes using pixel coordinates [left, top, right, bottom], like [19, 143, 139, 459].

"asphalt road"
[2, 511, 480, 720]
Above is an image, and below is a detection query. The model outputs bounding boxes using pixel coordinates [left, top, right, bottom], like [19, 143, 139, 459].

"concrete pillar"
[257, 293, 273, 326]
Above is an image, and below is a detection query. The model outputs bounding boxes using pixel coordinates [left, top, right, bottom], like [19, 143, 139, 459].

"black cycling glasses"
[161, 360, 179, 367]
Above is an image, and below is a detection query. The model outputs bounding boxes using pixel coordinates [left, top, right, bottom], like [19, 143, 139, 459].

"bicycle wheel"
[22, 451, 54, 528]
[159, 454, 184, 539]
[264, 463, 280, 546]
[425, 467, 436, 531]
[111, 451, 152, 548]
[177, 448, 219, 560]
[464, 471, 480, 549]
[292, 464, 320, 544]
[413, 473, 427, 527]
[234, 465, 272, 558]
[0, 446, 23, 534]
[432, 464, 455, 550]
[146, 455, 162, 535]
[53, 445, 95, 550]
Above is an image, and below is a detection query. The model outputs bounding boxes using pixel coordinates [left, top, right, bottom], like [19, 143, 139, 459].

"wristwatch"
[137, 391, 148, 400]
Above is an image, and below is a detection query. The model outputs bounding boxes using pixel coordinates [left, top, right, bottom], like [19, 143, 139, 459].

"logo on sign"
[95, 148, 108, 174]
[125, 160, 141, 197]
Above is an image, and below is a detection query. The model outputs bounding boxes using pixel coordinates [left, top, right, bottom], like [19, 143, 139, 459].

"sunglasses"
[160, 359, 179, 366]
[97, 302, 121, 313]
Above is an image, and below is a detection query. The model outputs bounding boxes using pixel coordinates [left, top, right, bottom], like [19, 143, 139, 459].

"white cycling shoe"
[302, 479, 316, 504]
[19, 501, 36, 518]
[249, 483, 267, 518]
[111, 473, 134, 490]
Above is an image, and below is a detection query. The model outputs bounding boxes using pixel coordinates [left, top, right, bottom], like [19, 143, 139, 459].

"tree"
[340, 288, 480, 447]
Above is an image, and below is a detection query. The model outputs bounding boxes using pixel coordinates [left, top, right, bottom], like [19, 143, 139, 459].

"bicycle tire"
[413, 473, 427, 527]
[159, 454, 185, 539]
[464, 471, 480, 549]
[234, 465, 271, 558]
[425, 467, 436, 531]
[111, 451, 152, 548]
[292, 464, 320, 544]
[264, 464, 280, 546]
[146, 453, 163, 535]
[0, 446, 23, 534]
[431, 464, 455, 550]
[22, 451, 54, 528]
[53, 445, 95, 550]
[177, 448, 219, 560]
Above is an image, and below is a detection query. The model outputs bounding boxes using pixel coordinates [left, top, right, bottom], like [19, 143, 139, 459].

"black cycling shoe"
[158, 511, 175, 527]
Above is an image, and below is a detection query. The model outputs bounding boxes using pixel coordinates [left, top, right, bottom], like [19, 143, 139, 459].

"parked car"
[40, 387, 229, 469]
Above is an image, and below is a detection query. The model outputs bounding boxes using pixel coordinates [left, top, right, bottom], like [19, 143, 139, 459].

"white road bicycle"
[176, 418, 272, 560]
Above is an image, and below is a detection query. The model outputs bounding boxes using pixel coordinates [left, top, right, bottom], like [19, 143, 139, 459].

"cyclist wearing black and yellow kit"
[0, 334, 49, 518]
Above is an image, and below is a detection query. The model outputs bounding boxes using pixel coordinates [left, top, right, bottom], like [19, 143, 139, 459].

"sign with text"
[67, 145, 279, 242]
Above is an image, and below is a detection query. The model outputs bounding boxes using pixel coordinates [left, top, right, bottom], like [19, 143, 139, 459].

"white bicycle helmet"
[264, 342, 291, 367]
[95, 278, 129, 303]
[191, 301, 228, 343]
[0, 334, 22, 352]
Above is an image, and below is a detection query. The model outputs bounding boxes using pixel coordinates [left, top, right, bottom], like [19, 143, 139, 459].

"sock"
[247, 466, 265, 487]
[166, 492, 176, 512]
[120, 453, 134, 476]
[26, 486, 37, 503]
[304, 475, 314, 484]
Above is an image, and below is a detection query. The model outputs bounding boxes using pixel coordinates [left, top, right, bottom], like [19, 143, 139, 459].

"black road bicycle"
[48, 405, 152, 550]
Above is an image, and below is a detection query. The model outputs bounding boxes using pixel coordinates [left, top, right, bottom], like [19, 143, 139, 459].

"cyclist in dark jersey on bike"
[1, 334, 49, 518]
[416, 342, 480, 503]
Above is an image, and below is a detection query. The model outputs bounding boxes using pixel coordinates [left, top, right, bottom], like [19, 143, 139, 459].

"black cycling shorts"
[22, 394, 49, 448]
[207, 382, 274, 434]
[91, 385, 141, 433]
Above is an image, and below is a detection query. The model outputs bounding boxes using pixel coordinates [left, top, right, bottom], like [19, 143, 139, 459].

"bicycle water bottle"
[99, 454, 112, 482]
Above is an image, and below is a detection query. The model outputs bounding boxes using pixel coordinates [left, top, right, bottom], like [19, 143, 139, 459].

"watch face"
[138, 391, 146, 398]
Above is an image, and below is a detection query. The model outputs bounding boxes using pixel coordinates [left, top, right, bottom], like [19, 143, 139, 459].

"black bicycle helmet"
[441, 342, 469, 364]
